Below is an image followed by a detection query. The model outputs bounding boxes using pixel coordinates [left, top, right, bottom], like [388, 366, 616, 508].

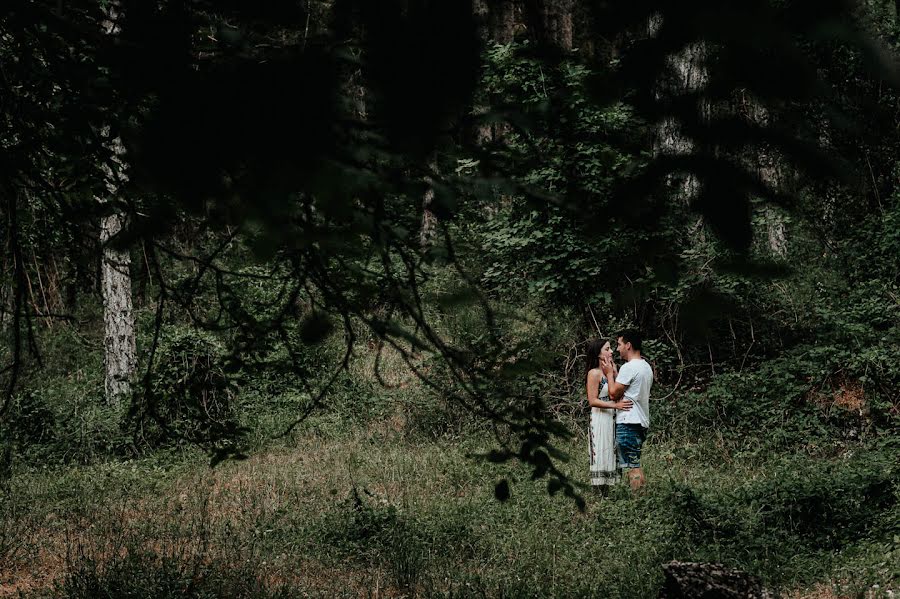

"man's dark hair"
[617, 329, 642, 351]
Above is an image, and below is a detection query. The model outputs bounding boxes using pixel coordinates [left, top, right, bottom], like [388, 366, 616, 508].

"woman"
[586, 339, 622, 489]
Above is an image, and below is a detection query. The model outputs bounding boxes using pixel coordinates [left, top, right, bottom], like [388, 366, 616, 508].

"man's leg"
[626, 467, 645, 491]
[616, 424, 647, 492]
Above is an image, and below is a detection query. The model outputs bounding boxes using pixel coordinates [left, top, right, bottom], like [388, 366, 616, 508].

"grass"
[1, 313, 896, 597]
[2, 402, 897, 598]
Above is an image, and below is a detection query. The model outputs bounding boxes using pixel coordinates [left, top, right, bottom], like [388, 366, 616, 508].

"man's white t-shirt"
[615, 358, 653, 428]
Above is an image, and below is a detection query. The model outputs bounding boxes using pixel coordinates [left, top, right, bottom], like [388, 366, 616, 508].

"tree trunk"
[98, 3, 136, 405]
[743, 94, 787, 258]
[420, 189, 437, 248]
[101, 209, 136, 404]
[650, 15, 708, 202]
[475, 0, 519, 44]
[523, 0, 573, 51]
[420, 161, 438, 248]
[765, 207, 787, 257]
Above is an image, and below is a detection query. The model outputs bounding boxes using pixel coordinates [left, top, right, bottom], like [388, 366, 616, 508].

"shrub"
[657, 355, 872, 456]
[128, 327, 242, 451]
[656, 448, 900, 585]
[5, 389, 56, 447]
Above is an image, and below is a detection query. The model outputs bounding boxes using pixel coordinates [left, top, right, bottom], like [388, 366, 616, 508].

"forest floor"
[1, 405, 894, 598]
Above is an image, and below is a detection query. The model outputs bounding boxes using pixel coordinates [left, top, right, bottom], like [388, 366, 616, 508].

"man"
[600, 329, 653, 491]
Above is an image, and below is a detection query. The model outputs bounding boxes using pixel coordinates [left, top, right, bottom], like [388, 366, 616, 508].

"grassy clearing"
[2, 404, 896, 598]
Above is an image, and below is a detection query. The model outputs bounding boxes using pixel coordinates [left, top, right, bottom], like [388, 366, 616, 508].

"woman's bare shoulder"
[587, 368, 604, 380]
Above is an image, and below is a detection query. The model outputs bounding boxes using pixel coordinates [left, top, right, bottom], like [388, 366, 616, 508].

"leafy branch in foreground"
[1, 0, 897, 502]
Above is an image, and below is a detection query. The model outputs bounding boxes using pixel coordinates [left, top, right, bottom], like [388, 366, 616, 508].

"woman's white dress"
[589, 378, 620, 486]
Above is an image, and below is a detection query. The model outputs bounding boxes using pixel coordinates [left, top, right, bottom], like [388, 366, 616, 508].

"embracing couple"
[585, 329, 653, 493]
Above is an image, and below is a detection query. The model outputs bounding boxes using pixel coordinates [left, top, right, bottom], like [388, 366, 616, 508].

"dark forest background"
[0, 0, 898, 596]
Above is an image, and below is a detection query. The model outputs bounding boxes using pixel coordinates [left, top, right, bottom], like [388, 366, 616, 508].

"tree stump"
[659, 561, 778, 599]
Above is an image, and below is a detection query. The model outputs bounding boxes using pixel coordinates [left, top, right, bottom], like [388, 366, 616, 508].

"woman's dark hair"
[584, 339, 607, 376]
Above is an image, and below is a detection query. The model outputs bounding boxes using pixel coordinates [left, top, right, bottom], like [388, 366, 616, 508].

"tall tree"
[742, 96, 788, 257]
[98, 3, 136, 405]
[649, 14, 708, 202]
[420, 160, 439, 248]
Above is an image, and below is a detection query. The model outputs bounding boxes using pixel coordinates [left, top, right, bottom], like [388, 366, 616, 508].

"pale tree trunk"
[345, 49, 367, 122]
[100, 205, 136, 403]
[649, 15, 708, 203]
[742, 96, 788, 258]
[98, 4, 136, 405]
[420, 161, 438, 248]
[420, 188, 437, 248]
[765, 208, 787, 257]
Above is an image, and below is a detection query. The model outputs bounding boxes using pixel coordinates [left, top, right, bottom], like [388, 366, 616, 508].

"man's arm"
[607, 378, 626, 402]
[600, 358, 632, 410]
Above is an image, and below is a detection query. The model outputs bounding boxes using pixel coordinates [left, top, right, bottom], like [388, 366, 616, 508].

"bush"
[5, 389, 56, 447]
[3, 378, 129, 466]
[129, 327, 242, 451]
[657, 356, 872, 456]
[655, 448, 900, 585]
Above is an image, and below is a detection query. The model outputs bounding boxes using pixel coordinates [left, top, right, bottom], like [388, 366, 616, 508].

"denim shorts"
[616, 423, 647, 469]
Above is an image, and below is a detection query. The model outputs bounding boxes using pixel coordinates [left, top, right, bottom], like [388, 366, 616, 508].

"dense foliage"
[0, 0, 898, 596]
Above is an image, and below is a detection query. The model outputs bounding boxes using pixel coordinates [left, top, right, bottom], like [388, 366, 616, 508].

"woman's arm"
[587, 369, 623, 409]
